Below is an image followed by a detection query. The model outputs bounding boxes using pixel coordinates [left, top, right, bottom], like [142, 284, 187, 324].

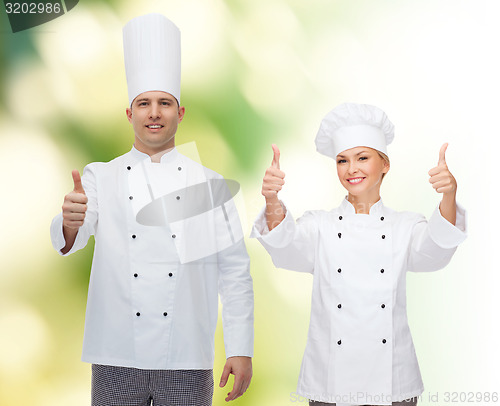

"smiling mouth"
[146, 124, 164, 129]
[347, 177, 365, 184]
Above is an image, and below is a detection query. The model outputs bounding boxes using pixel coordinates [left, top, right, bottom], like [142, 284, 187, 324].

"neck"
[347, 193, 381, 214]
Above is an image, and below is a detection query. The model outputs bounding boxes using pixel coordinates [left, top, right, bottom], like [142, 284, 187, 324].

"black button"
[163, 312, 168, 317]
[338, 232, 342, 238]
[337, 340, 342, 345]
[171, 234, 176, 239]
[337, 304, 342, 309]
[382, 339, 387, 344]
[382, 235, 386, 239]
[132, 234, 136, 239]
[127, 166, 131, 170]
[136, 312, 141, 317]
[380, 216, 385, 221]
[337, 268, 342, 273]
[129, 196, 133, 200]
[178, 167, 182, 171]
[339, 216, 343, 220]
[169, 273, 173, 277]
[134, 273, 138, 277]
[176, 196, 180, 200]
[381, 304, 386, 309]
[380, 269, 385, 273]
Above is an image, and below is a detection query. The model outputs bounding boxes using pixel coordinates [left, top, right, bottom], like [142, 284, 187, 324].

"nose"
[348, 161, 359, 174]
[149, 102, 161, 119]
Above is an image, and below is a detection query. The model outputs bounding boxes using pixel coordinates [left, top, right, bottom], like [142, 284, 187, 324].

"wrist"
[265, 195, 279, 203]
[441, 191, 457, 202]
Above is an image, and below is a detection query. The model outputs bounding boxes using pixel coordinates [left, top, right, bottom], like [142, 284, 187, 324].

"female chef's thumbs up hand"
[62, 170, 88, 229]
[262, 144, 286, 201]
[428, 143, 457, 196]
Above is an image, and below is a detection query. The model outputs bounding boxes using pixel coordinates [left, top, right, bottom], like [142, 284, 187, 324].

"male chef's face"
[126, 91, 185, 155]
[336, 146, 390, 199]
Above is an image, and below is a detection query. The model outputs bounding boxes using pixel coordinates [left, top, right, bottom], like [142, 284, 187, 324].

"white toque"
[315, 103, 395, 158]
[123, 13, 181, 106]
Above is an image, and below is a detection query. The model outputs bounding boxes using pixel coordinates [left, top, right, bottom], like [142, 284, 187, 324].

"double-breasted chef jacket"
[51, 146, 254, 370]
[251, 198, 467, 405]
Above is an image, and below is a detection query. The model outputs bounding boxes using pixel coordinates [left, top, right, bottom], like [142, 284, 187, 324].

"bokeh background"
[0, 0, 498, 405]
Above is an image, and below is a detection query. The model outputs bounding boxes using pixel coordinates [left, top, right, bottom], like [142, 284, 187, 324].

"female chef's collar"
[339, 196, 385, 216]
[315, 103, 395, 159]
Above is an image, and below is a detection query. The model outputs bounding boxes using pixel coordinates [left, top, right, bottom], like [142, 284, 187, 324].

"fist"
[262, 144, 285, 201]
[428, 143, 457, 195]
[62, 170, 88, 229]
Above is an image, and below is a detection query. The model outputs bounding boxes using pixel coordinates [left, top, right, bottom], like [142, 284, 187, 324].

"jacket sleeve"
[407, 202, 467, 272]
[50, 164, 98, 256]
[250, 201, 318, 273]
[216, 191, 254, 359]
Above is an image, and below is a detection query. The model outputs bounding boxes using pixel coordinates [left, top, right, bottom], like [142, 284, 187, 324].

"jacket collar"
[129, 145, 180, 165]
[339, 196, 385, 215]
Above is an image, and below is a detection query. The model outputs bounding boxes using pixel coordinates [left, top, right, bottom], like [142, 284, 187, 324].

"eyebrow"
[337, 150, 370, 158]
[135, 97, 175, 103]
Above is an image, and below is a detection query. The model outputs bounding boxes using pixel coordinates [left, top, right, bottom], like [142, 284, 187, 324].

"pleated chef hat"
[123, 13, 181, 106]
[315, 103, 395, 158]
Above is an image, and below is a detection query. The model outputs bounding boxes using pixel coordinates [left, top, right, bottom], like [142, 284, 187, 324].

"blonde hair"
[377, 151, 390, 179]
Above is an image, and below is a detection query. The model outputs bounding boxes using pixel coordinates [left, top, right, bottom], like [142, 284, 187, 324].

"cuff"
[50, 213, 84, 256]
[50, 214, 67, 255]
[428, 201, 467, 249]
[224, 322, 254, 359]
[250, 201, 296, 248]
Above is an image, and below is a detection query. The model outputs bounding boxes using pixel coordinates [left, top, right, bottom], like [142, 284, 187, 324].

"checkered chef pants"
[91, 364, 213, 406]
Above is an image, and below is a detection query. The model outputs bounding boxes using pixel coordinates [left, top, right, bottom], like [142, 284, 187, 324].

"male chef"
[50, 13, 254, 406]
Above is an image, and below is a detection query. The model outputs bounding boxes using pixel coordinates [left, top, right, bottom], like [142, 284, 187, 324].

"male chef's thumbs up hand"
[62, 170, 88, 230]
[261, 144, 286, 201]
[428, 143, 457, 196]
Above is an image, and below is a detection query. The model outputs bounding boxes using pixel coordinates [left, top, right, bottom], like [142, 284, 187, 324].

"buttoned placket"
[378, 213, 389, 347]
[126, 155, 184, 364]
[334, 206, 392, 348]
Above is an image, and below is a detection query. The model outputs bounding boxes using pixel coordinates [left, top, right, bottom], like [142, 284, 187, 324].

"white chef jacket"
[50, 146, 254, 370]
[251, 198, 467, 405]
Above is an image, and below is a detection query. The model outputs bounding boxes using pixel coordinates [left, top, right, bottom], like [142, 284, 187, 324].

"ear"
[126, 107, 132, 123]
[382, 160, 390, 173]
[178, 106, 186, 123]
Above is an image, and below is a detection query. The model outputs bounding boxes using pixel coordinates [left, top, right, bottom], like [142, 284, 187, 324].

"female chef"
[251, 103, 467, 406]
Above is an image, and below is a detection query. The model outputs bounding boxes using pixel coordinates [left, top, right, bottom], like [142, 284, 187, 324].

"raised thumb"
[72, 170, 85, 194]
[438, 143, 448, 165]
[271, 144, 280, 169]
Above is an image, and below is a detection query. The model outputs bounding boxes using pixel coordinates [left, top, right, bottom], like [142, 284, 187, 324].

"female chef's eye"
[337, 159, 347, 164]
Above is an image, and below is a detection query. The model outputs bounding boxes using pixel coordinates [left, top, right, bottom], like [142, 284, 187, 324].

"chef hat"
[123, 13, 181, 106]
[315, 103, 395, 158]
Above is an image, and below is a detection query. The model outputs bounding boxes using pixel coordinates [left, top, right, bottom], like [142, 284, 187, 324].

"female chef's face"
[336, 146, 390, 200]
[126, 91, 185, 155]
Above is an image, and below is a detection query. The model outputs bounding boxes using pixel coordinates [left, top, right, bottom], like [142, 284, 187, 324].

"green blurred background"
[0, 0, 497, 405]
